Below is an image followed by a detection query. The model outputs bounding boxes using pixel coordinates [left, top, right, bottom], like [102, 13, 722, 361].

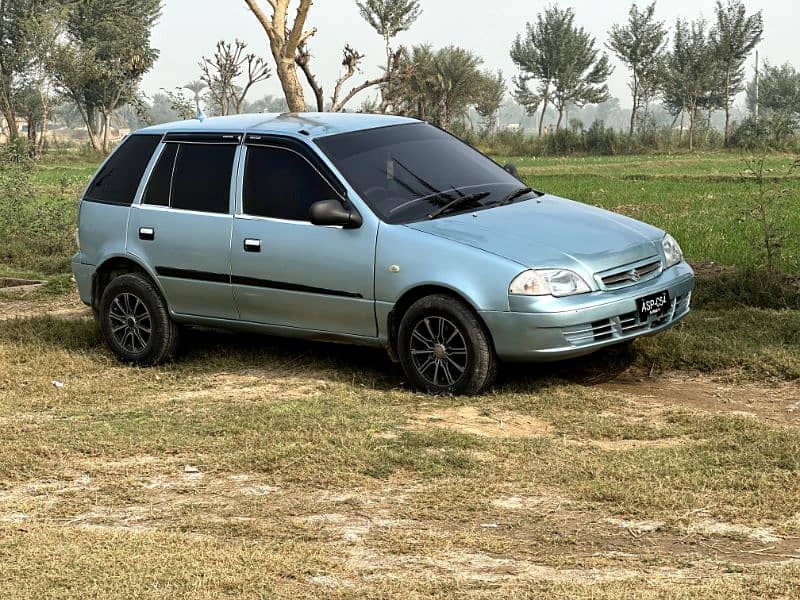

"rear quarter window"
[85, 135, 162, 205]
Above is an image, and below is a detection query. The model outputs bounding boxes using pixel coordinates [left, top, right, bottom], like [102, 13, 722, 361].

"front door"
[127, 136, 239, 320]
[231, 141, 377, 337]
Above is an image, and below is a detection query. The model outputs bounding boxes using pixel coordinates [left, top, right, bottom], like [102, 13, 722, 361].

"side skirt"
[170, 313, 386, 349]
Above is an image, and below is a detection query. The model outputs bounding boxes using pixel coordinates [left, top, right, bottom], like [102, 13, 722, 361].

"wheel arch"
[386, 284, 494, 362]
[91, 254, 164, 314]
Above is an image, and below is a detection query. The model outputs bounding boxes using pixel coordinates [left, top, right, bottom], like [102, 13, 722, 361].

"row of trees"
[1, 0, 797, 155]
[0, 0, 161, 152]
[510, 1, 764, 149]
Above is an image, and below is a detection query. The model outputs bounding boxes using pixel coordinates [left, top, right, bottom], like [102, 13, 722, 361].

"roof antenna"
[196, 106, 206, 122]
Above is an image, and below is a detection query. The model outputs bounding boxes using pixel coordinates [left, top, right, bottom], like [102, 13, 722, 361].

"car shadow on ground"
[0, 314, 638, 392]
[176, 326, 639, 392]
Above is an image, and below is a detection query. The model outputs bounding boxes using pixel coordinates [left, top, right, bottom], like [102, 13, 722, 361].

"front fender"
[374, 224, 525, 344]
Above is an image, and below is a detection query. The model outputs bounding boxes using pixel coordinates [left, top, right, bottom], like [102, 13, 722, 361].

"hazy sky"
[141, 0, 798, 109]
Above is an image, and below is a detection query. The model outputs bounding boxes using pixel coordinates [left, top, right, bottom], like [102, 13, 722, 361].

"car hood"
[405, 194, 664, 274]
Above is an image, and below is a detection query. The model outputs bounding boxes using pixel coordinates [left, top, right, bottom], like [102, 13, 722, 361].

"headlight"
[509, 269, 591, 297]
[662, 233, 683, 268]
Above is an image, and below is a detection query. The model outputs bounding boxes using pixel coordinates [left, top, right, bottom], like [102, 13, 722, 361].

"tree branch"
[297, 27, 317, 47]
[286, 0, 313, 55]
[243, 0, 275, 38]
[332, 74, 392, 113]
[296, 43, 324, 111]
[330, 44, 364, 110]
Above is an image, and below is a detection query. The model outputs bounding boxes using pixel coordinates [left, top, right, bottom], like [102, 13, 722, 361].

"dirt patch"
[0, 289, 90, 321]
[162, 372, 330, 403]
[347, 547, 714, 585]
[687, 519, 783, 544]
[600, 373, 800, 427]
[408, 406, 553, 438]
[491, 494, 574, 512]
[580, 437, 692, 451]
[294, 511, 415, 544]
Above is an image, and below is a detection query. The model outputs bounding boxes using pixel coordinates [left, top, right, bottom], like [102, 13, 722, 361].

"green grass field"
[1, 151, 799, 598]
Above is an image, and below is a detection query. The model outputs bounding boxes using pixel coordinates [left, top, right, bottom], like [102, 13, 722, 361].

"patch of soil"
[579, 437, 691, 451]
[162, 372, 330, 403]
[0, 289, 90, 321]
[687, 519, 783, 544]
[408, 406, 553, 439]
[600, 373, 800, 427]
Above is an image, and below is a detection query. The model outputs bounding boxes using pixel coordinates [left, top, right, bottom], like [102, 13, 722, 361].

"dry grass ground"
[1, 290, 799, 598]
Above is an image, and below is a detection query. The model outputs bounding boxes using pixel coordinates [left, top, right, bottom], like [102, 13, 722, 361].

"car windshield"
[315, 123, 533, 224]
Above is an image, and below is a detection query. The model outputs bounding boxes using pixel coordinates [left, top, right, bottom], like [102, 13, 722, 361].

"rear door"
[127, 133, 240, 320]
[230, 138, 377, 337]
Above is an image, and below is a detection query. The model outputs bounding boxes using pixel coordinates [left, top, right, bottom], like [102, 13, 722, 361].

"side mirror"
[503, 162, 519, 178]
[309, 199, 363, 229]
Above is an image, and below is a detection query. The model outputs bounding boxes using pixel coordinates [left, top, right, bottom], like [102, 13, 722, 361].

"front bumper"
[481, 262, 695, 361]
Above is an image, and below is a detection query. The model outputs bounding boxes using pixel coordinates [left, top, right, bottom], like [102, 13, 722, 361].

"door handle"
[139, 227, 155, 241]
[243, 238, 261, 253]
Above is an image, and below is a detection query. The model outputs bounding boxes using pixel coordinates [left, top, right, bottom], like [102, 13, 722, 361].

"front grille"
[597, 258, 663, 290]
[562, 292, 690, 348]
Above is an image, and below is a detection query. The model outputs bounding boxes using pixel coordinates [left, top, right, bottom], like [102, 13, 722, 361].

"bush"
[730, 114, 798, 151]
[0, 146, 77, 274]
[584, 120, 618, 155]
[545, 128, 583, 155]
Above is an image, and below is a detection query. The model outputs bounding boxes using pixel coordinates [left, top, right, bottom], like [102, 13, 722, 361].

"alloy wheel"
[108, 292, 152, 354]
[409, 316, 468, 387]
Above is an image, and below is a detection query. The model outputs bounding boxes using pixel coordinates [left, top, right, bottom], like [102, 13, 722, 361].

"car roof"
[136, 112, 420, 140]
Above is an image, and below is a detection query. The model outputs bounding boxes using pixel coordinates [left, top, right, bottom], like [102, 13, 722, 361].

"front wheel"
[397, 294, 497, 395]
[99, 273, 180, 366]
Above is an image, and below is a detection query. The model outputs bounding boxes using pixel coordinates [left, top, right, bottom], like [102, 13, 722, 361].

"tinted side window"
[243, 146, 338, 221]
[85, 135, 161, 205]
[170, 144, 236, 214]
[142, 143, 178, 206]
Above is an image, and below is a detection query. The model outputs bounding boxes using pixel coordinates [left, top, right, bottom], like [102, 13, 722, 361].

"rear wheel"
[398, 294, 496, 395]
[99, 273, 179, 366]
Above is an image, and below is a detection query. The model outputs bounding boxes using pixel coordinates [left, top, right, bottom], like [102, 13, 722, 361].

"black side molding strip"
[155, 267, 363, 299]
[231, 275, 363, 299]
[155, 267, 230, 284]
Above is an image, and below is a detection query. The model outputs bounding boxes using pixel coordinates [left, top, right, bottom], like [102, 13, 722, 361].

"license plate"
[636, 290, 670, 319]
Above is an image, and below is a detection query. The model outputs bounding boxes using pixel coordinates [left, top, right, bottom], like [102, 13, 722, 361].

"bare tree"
[244, 0, 408, 113]
[200, 40, 271, 115]
[243, 0, 317, 112]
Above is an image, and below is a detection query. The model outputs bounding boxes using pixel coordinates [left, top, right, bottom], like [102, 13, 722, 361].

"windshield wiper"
[494, 186, 534, 206]
[427, 191, 491, 220]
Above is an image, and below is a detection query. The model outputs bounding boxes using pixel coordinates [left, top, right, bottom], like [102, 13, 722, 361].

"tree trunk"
[82, 106, 102, 152]
[688, 104, 696, 151]
[277, 58, 307, 112]
[102, 111, 111, 154]
[537, 86, 549, 137]
[0, 88, 18, 140]
[556, 106, 564, 131]
[629, 76, 639, 137]
[723, 70, 731, 146]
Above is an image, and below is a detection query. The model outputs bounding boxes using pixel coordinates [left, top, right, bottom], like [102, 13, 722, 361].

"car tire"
[99, 273, 180, 366]
[398, 294, 497, 395]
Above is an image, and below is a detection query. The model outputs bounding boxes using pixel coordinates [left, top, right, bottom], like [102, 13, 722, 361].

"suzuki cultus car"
[73, 113, 694, 395]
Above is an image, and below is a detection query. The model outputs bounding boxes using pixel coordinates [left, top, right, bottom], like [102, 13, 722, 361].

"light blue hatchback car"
[73, 113, 694, 395]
